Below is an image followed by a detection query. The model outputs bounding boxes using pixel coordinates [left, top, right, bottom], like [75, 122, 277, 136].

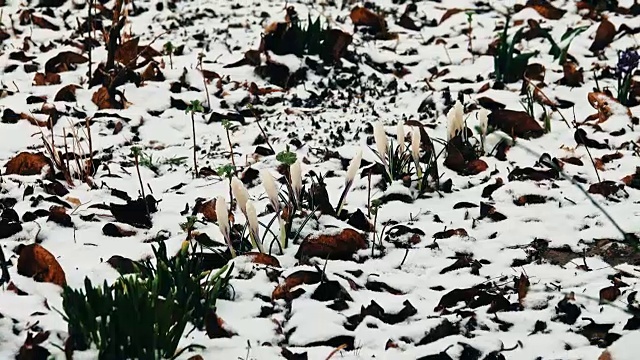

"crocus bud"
[290, 159, 302, 202]
[346, 150, 362, 185]
[396, 122, 405, 153]
[260, 169, 279, 211]
[478, 108, 489, 136]
[245, 200, 263, 252]
[215, 196, 235, 257]
[373, 121, 388, 160]
[231, 177, 249, 214]
[411, 128, 421, 163]
[447, 100, 464, 141]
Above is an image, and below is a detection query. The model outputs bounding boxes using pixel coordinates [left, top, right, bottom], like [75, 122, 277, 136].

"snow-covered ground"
[1, 0, 639, 359]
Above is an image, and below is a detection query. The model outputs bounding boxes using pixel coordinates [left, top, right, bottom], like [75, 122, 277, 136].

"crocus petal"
[231, 177, 249, 214]
[396, 122, 405, 153]
[373, 121, 388, 160]
[346, 150, 362, 184]
[411, 127, 421, 163]
[260, 169, 279, 211]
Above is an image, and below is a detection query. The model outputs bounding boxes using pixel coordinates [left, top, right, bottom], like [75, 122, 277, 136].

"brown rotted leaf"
[296, 228, 367, 261]
[515, 194, 548, 206]
[477, 97, 506, 111]
[433, 228, 468, 239]
[517, 273, 530, 305]
[17, 244, 66, 286]
[599, 286, 621, 303]
[48, 205, 73, 227]
[194, 198, 232, 224]
[322, 29, 352, 62]
[33, 72, 61, 86]
[589, 17, 616, 52]
[444, 143, 466, 173]
[434, 287, 480, 311]
[621, 167, 640, 189]
[248, 82, 283, 96]
[54, 84, 81, 102]
[587, 92, 631, 122]
[115, 37, 139, 67]
[480, 202, 507, 222]
[524, 63, 545, 81]
[44, 51, 88, 73]
[525, 0, 566, 20]
[439, 8, 463, 23]
[272, 270, 322, 300]
[488, 109, 544, 139]
[91, 86, 125, 110]
[464, 159, 488, 175]
[561, 62, 584, 87]
[140, 63, 165, 82]
[598, 350, 613, 360]
[102, 223, 137, 237]
[588, 181, 624, 198]
[17, 331, 51, 360]
[205, 311, 236, 339]
[594, 152, 623, 170]
[350, 6, 386, 31]
[243, 252, 281, 267]
[200, 69, 220, 82]
[31, 15, 60, 31]
[4, 152, 53, 176]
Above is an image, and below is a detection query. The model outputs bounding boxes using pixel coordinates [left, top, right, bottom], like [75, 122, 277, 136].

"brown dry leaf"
[54, 84, 81, 102]
[524, 63, 545, 81]
[248, 82, 283, 96]
[33, 72, 61, 86]
[488, 109, 544, 139]
[205, 311, 236, 339]
[323, 29, 352, 62]
[560, 156, 584, 166]
[588, 181, 623, 197]
[594, 152, 623, 170]
[201, 69, 220, 81]
[17, 244, 66, 286]
[350, 6, 385, 31]
[244, 252, 281, 267]
[272, 270, 322, 300]
[140, 63, 165, 82]
[48, 205, 73, 227]
[599, 286, 621, 303]
[562, 62, 584, 87]
[621, 167, 640, 189]
[439, 8, 463, 23]
[4, 152, 53, 176]
[589, 17, 616, 52]
[477, 97, 506, 111]
[464, 159, 488, 175]
[115, 37, 139, 67]
[295, 228, 367, 260]
[102, 223, 137, 237]
[31, 15, 60, 31]
[598, 350, 613, 360]
[91, 86, 125, 110]
[44, 51, 89, 73]
[433, 228, 468, 239]
[527, 0, 566, 20]
[587, 92, 632, 122]
[517, 273, 530, 305]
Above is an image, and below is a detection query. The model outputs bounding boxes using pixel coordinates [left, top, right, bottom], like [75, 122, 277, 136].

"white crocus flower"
[260, 169, 280, 212]
[215, 196, 236, 258]
[290, 159, 302, 203]
[411, 128, 421, 164]
[231, 177, 249, 215]
[478, 108, 489, 136]
[373, 121, 388, 161]
[396, 122, 405, 153]
[336, 149, 362, 214]
[245, 200, 263, 253]
[447, 100, 465, 141]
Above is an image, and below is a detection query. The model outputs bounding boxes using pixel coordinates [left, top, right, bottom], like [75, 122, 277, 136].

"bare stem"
[191, 113, 198, 178]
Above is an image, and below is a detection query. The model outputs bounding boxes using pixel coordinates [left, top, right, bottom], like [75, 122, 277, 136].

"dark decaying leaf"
[311, 280, 352, 302]
[17, 331, 51, 360]
[588, 181, 624, 198]
[589, 17, 616, 52]
[109, 195, 157, 229]
[102, 223, 137, 237]
[106, 255, 139, 275]
[47, 205, 73, 227]
[345, 300, 416, 330]
[17, 244, 66, 286]
[281, 348, 308, 360]
[4, 152, 53, 177]
[205, 311, 235, 339]
[272, 270, 322, 300]
[44, 51, 89, 73]
[488, 109, 544, 139]
[295, 228, 367, 260]
[54, 84, 81, 102]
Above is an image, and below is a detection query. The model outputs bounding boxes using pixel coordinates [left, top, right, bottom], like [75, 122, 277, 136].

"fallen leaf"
[561, 62, 584, 87]
[102, 223, 137, 237]
[440, 8, 463, 23]
[44, 51, 88, 73]
[433, 228, 468, 239]
[587, 92, 631, 122]
[295, 228, 367, 261]
[350, 6, 385, 31]
[48, 205, 73, 227]
[17, 244, 66, 286]
[110, 195, 157, 229]
[322, 29, 352, 62]
[205, 311, 235, 339]
[92, 86, 124, 109]
[54, 84, 81, 102]
[115, 37, 139, 67]
[31, 15, 60, 31]
[243, 252, 281, 267]
[589, 17, 616, 52]
[33, 72, 61, 86]
[621, 167, 640, 189]
[588, 181, 624, 198]
[600, 286, 621, 303]
[524, 63, 546, 81]
[488, 109, 544, 139]
[526, 0, 566, 19]
[514, 195, 548, 206]
[4, 152, 53, 177]
[17, 331, 51, 360]
[272, 270, 322, 300]
[139, 63, 165, 82]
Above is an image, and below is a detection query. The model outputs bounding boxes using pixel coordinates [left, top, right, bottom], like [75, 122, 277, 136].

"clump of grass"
[60, 241, 233, 359]
[493, 13, 538, 84]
